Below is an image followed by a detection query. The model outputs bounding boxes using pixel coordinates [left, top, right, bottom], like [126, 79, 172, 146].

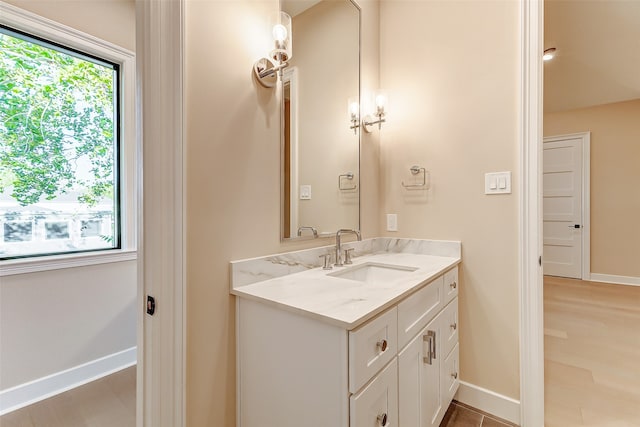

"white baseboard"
[455, 381, 521, 425]
[590, 273, 640, 287]
[0, 346, 136, 415]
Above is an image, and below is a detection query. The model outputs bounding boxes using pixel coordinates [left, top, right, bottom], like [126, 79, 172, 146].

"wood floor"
[544, 276, 640, 427]
[0, 366, 135, 427]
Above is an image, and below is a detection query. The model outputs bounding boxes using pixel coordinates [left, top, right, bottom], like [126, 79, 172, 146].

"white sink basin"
[328, 262, 418, 284]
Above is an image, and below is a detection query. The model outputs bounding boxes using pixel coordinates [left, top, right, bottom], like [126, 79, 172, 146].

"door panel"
[543, 137, 583, 278]
[398, 316, 442, 427]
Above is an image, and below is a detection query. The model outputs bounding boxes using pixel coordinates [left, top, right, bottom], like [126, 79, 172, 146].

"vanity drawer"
[442, 343, 460, 404]
[350, 358, 398, 427]
[443, 266, 458, 304]
[441, 297, 459, 358]
[349, 307, 398, 393]
[397, 275, 443, 349]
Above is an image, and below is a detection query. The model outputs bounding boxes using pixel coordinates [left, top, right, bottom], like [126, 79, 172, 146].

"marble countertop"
[231, 245, 460, 329]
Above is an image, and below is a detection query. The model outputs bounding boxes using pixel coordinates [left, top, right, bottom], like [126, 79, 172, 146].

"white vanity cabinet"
[236, 265, 459, 427]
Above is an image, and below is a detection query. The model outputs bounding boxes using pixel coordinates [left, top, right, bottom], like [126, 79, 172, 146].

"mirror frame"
[280, 0, 362, 241]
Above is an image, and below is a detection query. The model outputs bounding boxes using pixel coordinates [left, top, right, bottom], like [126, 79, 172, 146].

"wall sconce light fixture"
[362, 90, 387, 132]
[253, 11, 293, 88]
[348, 97, 359, 134]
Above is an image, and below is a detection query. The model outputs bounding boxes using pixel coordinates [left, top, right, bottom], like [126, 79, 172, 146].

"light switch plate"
[386, 214, 398, 232]
[485, 172, 511, 194]
[300, 185, 311, 200]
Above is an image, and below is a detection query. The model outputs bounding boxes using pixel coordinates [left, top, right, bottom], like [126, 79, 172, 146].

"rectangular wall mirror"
[281, 0, 361, 240]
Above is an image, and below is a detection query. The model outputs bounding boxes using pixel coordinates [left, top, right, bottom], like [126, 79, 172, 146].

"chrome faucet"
[297, 226, 318, 238]
[335, 229, 362, 267]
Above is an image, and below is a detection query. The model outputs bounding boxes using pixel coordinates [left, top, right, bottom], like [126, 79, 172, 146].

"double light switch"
[484, 171, 511, 194]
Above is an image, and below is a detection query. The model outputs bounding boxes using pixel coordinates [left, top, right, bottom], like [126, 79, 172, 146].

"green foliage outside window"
[0, 29, 117, 208]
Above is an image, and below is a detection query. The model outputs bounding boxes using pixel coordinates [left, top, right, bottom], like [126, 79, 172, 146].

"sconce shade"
[348, 96, 360, 134]
[270, 11, 293, 63]
[348, 97, 359, 120]
[375, 91, 387, 114]
[254, 11, 293, 88]
[362, 89, 387, 132]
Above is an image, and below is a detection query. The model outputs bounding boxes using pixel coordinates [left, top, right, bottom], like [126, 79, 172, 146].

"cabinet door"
[398, 316, 443, 427]
[350, 358, 398, 427]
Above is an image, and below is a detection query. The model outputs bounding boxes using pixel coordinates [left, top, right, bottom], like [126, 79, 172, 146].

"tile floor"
[440, 401, 518, 427]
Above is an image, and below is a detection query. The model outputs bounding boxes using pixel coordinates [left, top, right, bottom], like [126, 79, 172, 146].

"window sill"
[0, 249, 138, 277]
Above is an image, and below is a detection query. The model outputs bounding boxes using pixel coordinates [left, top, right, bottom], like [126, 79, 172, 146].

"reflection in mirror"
[281, 0, 360, 240]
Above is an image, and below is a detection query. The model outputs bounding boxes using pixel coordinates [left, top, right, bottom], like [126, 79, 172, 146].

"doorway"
[541, 0, 640, 425]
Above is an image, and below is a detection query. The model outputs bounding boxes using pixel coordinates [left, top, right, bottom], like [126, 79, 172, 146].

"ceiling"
[281, 0, 323, 17]
[544, 0, 640, 113]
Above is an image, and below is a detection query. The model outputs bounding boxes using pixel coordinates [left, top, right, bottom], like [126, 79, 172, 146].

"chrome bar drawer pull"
[423, 330, 436, 364]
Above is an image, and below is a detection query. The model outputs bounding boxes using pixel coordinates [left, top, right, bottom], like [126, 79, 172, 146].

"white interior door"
[543, 136, 584, 278]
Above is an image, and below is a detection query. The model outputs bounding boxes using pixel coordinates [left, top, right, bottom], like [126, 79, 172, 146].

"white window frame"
[0, 2, 137, 276]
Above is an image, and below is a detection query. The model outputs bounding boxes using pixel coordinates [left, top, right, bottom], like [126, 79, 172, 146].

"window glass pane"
[4, 221, 33, 242]
[45, 221, 69, 239]
[81, 219, 102, 238]
[0, 27, 120, 259]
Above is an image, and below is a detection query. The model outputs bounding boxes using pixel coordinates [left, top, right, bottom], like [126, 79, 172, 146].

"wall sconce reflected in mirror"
[362, 90, 387, 132]
[348, 97, 359, 134]
[253, 11, 293, 88]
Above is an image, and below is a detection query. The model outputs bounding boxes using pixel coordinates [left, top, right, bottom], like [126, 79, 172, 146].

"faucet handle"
[319, 254, 332, 270]
[344, 248, 355, 265]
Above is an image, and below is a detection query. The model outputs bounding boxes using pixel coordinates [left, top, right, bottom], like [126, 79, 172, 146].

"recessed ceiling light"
[543, 48, 556, 61]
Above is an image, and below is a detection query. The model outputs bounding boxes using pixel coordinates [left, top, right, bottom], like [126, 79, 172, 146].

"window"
[0, 25, 122, 260]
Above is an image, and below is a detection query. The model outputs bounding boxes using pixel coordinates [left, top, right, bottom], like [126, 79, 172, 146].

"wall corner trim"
[455, 381, 521, 425]
[0, 346, 136, 416]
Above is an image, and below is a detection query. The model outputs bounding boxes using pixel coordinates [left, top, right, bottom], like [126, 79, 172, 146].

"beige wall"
[184, 0, 379, 425]
[0, 261, 137, 389]
[292, 0, 360, 235]
[2, 0, 135, 52]
[378, 0, 521, 399]
[0, 0, 136, 391]
[544, 99, 640, 278]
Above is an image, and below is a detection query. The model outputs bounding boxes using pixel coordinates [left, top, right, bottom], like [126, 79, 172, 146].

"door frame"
[519, 0, 544, 426]
[133, 1, 547, 426]
[136, 1, 185, 426]
[543, 132, 591, 280]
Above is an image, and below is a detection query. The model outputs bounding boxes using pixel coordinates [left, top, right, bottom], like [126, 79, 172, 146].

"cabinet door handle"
[450, 322, 457, 330]
[377, 413, 388, 426]
[451, 372, 458, 379]
[433, 330, 437, 359]
[450, 281, 457, 289]
[423, 330, 436, 364]
[377, 339, 388, 352]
